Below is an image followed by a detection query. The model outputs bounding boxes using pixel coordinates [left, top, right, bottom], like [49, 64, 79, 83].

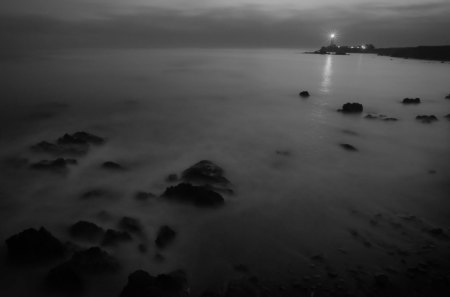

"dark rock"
[66, 247, 119, 273]
[162, 183, 225, 207]
[45, 262, 83, 295]
[364, 113, 398, 121]
[416, 115, 438, 123]
[364, 114, 378, 119]
[182, 160, 230, 185]
[445, 94, 450, 99]
[402, 98, 421, 104]
[5, 227, 65, 263]
[101, 229, 132, 246]
[119, 217, 143, 234]
[134, 191, 156, 200]
[339, 143, 358, 151]
[166, 173, 178, 182]
[155, 225, 176, 248]
[338, 102, 363, 113]
[69, 221, 104, 241]
[101, 161, 124, 170]
[374, 274, 390, 287]
[383, 117, 398, 121]
[30, 158, 77, 171]
[445, 114, 450, 119]
[120, 269, 188, 297]
[299, 91, 310, 98]
[57, 131, 104, 146]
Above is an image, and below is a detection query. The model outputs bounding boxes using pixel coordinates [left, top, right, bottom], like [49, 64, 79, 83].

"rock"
[339, 143, 358, 151]
[66, 247, 120, 273]
[299, 91, 310, 98]
[338, 102, 363, 113]
[101, 161, 124, 170]
[383, 117, 398, 121]
[364, 113, 398, 121]
[30, 158, 77, 171]
[166, 173, 178, 182]
[445, 94, 450, 99]
[182, 160, 230, 186]
[5, 227, 65, 263]
[402, 98, 421, 104]
[69, 221, 104, 241]
[445, 114, 450, 119]
[416, 115, 438, 123]
[57, 131, 104, 146]
[120, 269, 188, 297]
[101, 229, 132, 246]
[374, 274, 390, 287]
[134, 191, 156, 200]
[155, 225, 176, 248]
[162, 183, 225, 207]
[119, 217, 143, 234]
[80, 189, 111, 200]
[45, 262, 83, 295]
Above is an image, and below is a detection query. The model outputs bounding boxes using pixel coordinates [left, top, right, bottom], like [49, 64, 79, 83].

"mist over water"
[0, 49, 449, 296]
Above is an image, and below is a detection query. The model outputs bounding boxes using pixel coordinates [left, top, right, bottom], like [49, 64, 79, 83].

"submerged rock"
[162, 183, 225, 207]
[69, 221, 104, 241]
[30, 158, 77, 171]
[338, 102, 363, 113]
[101, 161, 124, 170]
[402, 98, 421, 104]
[134, 191, 156, 200]
[299, 91, 310, 98]
[182, 160, 230, 186]
[340, 143, 358, 151]
[155, 225, 176, 248]
[119, 217, 143, 234]
[101, 229, 132, 246]
[120, 269, 188, 297]
[5, 227, 65, 263]
[166, 173, 179, 182]
[416, 115, 438, 123]
[364, 113, 398, 121]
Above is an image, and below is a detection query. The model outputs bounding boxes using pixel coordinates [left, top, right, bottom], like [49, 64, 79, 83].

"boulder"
[155, 225, 176, 248]
[57, 131, 104, 146]
[162, 183, 225, 207]
[339, 143, 358, 151]
[66, 247, 119, 273]
[5, 227, 65, 263]
[101, 161, 124, 170]
[416, 115, 438, 123]
[69, 221, 104, 241]
[120, 269, 188, 297]
[119, 217, 143, 234]
[30, 158, 77, 171]
[101, 229, 132, 246]
[182, 160, 230, 186]
[45, 262, 83, 295]
[338, 103, 363, 113]
[299, 91, 310, 98]
[402, 98, 421, 104]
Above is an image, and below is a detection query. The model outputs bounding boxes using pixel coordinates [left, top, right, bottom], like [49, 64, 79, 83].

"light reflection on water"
[320, 54, 333, 94]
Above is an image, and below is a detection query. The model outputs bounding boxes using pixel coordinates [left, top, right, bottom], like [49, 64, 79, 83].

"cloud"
[1, 2, 449, 54]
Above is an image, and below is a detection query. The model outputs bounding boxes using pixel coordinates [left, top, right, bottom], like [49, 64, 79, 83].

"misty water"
[0, 49, 449, 296]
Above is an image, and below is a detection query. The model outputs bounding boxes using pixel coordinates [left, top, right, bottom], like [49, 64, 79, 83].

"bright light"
[361, 45, 366, 50]
[330, 34, 336, 38]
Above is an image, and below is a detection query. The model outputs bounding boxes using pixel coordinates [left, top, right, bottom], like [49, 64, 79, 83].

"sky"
[1, 0, 450, 51]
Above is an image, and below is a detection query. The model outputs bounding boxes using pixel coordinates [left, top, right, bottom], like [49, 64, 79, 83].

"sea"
[0, 49, 449, 296]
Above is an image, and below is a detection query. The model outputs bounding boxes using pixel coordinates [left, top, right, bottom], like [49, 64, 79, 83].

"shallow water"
[0, 49, 449, 296]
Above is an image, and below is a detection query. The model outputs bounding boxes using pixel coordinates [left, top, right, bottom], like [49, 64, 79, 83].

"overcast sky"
[1, 0, 449, 51]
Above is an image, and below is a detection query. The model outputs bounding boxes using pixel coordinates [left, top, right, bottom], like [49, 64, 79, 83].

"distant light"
[330, 34, 336, 38]
[351, 46, 354, 49]
[361, 45, 366, 50]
